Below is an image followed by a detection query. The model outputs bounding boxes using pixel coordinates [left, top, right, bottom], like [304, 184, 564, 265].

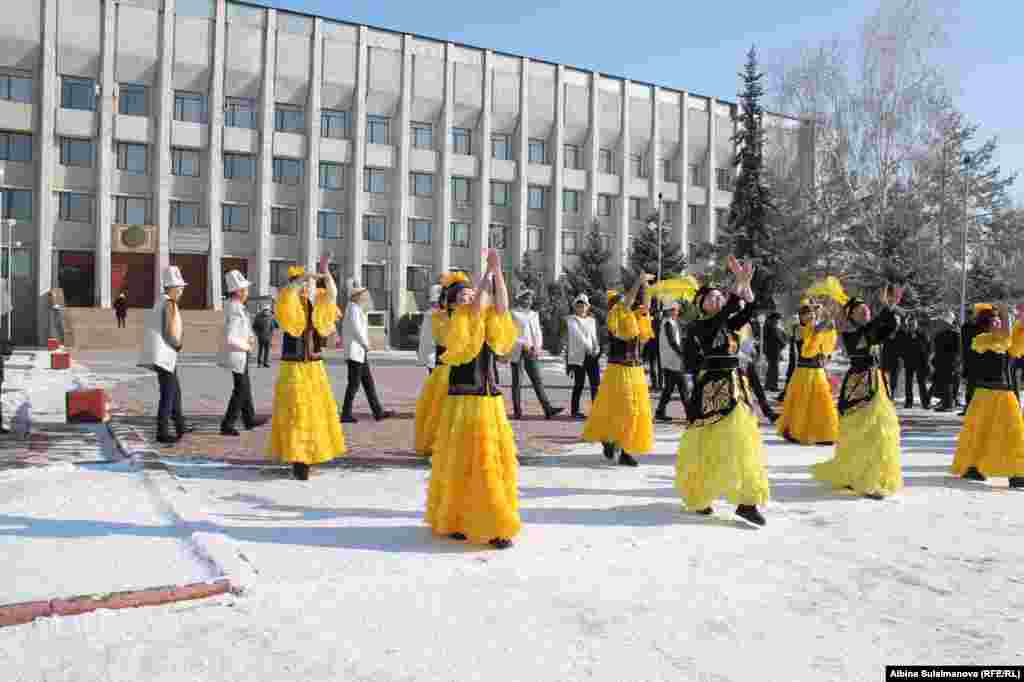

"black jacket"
[961, 322, 980, 378]
[902, 330, 932, 368]
[252, 311, 276, 342]
[932, 328, 960, 370]
[764, 323, 787, 359]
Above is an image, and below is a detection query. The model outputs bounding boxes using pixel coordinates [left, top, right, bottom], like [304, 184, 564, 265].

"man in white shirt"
[418, 285, 443, 375]
[219, 270, 268, 435]
[654, 302, 688, 422]
[340, 285, 393, 423]
[565, 293, 601, 419]
[509, 287, 563, 420]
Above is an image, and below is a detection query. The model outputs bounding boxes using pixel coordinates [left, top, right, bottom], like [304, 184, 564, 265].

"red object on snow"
[66, 389, 110, 424]
[50, 352, 71, 370]
[47, 338, 59, 351]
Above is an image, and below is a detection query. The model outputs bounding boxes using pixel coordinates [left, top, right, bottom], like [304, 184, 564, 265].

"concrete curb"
[0, 579, 231, 628]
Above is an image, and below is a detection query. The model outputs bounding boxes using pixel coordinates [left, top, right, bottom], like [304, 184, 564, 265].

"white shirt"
[659, 317, 685, 372]
[138, 295, 180, 373]
[218, 299, 251, 374]
[565, 314, 599, 367]
[510, 308, 543, 363]
[341, 301, 370, 363]
[417, 309, 436, 368]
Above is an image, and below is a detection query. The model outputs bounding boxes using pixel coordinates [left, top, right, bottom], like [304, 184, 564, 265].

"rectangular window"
[117, 142, 148, 175]
[597, 194, 612, 217]
[60, 137, 94, 168]
[0, 73, 32, 103]
[527, 186, 545, 210]
[491, 133, 512, 161]
[406, 266, 431, 292]
[271, 206, 297, 235]
[599, 233, 612, 252]
[270, 261, 296, 288]
[564, 144, 582, 170]
[114, 196, 148, 225]
[363, 215, 386, 242]
[563, 189, 580, 214]
[367, 115, 390, 144]
[528, 139, 547, 164]
[171, 148, 201, 177]
[0, 132, 31, 162]
[451, 127, 472, 155]
[630, 154, 646, 179]
[715, 207, 729, 227]
[663, 159, 675, 182]
[58, 192, 93, 223]
[225, 97, 257, 129]
[411, 172, 433, 197]
[451, 177, 471, 205]
[449, 222, 470, 248]
[663, 201, 676, 226]
[716, 168, 733, 191]
[364, 168, 386, 194]
[689, 163, 705, 187]
[61, 76, 95, 111]
[689, 204, 702, 227]
[599, 148, 614, 174]
[272, 157, 304, 185]
[362, 264, 386, 306]
[174, 91, 207, 123]
[321, 109, 351, 139]
[223, 153, 256, 180]
[273, 104, 304, 132]
[170, 201, 200, 227]
[410, 122, 433, 149]
[119, 83, 147, 116]
[319, 162, 344, 191]
[630, 197, 644, 220]
[488, 224, 507, 250]
[526, 226, 543, 252]
[1, 189, 31, 221]
[317, 210, 343, 239]
[222, 203, 250, 232]
[562, 231, 580, 255]
[490, 181, 511, 208]
[408, 219, 432, 245]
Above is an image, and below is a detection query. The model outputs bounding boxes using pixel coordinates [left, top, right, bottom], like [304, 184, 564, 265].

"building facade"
[0, 0, 811, 343]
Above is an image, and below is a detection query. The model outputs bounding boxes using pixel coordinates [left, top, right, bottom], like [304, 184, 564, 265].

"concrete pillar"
[617, 79, 631, 270]
[511, 56, 529, 270]
[302, 18, 323, 273]
[207, 0, 226, 308]
[677, 91, 689, 260]
[255, 9, 277, 296]
[433, 43, 453, 275]
[346, 26, 368, 284]
[547, 64, 564, 281]
[649, 86, 661, 220]
[95, 0, 115, 309]
[34, 0, 58, 343]
[707, 97, 717, 244]
[153, 0, 176, 301]
[473, 50, 493, 277]
[390, 35, 412, 315]
[584, 71, 600, 235]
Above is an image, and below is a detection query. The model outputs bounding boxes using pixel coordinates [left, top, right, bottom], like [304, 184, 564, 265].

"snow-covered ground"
[1, 414, 1022, 682]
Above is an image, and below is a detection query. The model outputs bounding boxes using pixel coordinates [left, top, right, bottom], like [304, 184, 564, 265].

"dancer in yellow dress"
[425, 250, 521, 548]
[412, 272, 465, 456]
[268, 259, 346, 480]
[811, 285, 904, 499]
[951, 303, 1024, 488]
[582, 274, 656, 466]
[777, 299, 841, 445]
[675, 257, 769, 526]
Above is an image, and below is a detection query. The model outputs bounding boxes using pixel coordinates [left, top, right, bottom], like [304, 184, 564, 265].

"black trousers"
[931, 365, 956, 408]
[257, 340, 271, 366]
[655, 369, 688, 416]
[903, 363, 930, 407]
[155, 366, 185, 435]
[884, 359, 902, 399]
[780, 354, 796, 398]
[116, 314, 126, 329]
[645, 344, 661, 389]
[511, 353, 552, 416]
[570, 355, 601, 415]
[342, 359, 384, 417]
[765, 352, 781, 391]
[745, 364, 774, 415]
[222, 364, 256, 429]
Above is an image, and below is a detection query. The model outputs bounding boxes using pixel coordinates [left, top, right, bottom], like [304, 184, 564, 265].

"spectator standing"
[930, 312, 960, 412]
[114, 292, 128, 329]
[901, 317, 932, 409]
[252, 304, 276, 368]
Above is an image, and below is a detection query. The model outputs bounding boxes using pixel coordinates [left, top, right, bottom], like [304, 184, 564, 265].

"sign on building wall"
[169, 227, 211, 253]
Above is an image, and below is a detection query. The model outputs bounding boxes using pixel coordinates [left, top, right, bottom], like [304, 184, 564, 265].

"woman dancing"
[776, 299, 840, 445]
[413, 272, 465, 456]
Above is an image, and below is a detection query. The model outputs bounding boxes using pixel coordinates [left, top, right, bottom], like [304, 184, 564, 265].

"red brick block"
[50, 351, 71, 370]
[0, 600, 53, 627]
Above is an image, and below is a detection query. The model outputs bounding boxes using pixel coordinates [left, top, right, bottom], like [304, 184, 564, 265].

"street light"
[646, 192, 664, 282]
[958, 155, 971, 325]
[3, 218, 15, 343]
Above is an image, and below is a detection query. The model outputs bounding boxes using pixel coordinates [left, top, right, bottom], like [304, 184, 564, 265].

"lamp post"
[958, 155, 971, 325]
[3, 218, 14, 343]
[646, 192, 664, 282]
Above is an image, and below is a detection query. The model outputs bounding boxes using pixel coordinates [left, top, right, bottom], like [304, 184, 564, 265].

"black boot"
[735, 505, 766, 526]
[449, 532, 467, 541]
[489, 538, 513, 549]
[544, 406, 564, 420]
[618, 452, 639, 467]
[292, 463, 310, 481]
[602, 442, 616, 461]
[695, 507, 713, 515]
[1009, 477, 1024, 489]
[654, 411, 671, 423]
[962, 467, 986, 482]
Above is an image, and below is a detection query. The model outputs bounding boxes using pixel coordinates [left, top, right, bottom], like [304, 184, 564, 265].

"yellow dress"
[582, 303, 655, 455]
[777, 324, 840, 444]
[267, 287, 347, 465]
[951, 328, 1024, 478]
[413, 310, 452, 456]
[812, 311, 902, 496]
[425, 305, 521, 544]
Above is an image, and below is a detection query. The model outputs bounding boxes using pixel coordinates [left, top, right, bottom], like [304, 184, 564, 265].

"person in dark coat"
[644, 300, 662, 390]
[0, 341, 9, 434]
[901, 316, 932, 409]
[930, 312, 960, 412]
[778, 307, 812, 401]
[881, 317, 907, 401]
[252, 304, 277, 368]
[763, 312, 786, 392]
[960, 309, 981, 415]
[114, 292, 128, 329]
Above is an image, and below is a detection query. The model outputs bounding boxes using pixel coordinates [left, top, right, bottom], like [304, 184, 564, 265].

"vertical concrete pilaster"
[391, 35, 412, 314]
[584, 71, 600, 236]
[707, 97, 717, 244]
[548, 64, 564, 282]
[433, 43, 453, 276]
[511, 56, 529, 270]
[677, 91, 690, 260]
[473, 50, 493, 277]
[302, 18, 323, 273]
[34, 0, 58, 343]
[254, 9, 277, 296]
[153, 0, 176, 301]
[617, 79, 631, 270]
[207, 0, 226, 308]
[346, 25, 368, 286]
[95, 0, 116, 309]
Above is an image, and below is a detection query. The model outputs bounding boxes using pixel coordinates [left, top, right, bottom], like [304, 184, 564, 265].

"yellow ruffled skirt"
[425, 395, 521, 544]
[952, 388, 1024, 477]
[582, 365, 654, 454]
[675, 404, 770, 509]
[777, 367, 839, 444]
[413, 365, 451, 456]
[812, 379, 902, 496]
[268, 361, 347, 464]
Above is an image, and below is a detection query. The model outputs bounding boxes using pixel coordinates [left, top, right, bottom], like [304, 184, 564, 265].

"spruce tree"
[626, 218, 687, 281]
[563, 221, 615, 337]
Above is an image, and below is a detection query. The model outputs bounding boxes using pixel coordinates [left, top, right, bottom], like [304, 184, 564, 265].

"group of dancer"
[141, 249, 1024, 549]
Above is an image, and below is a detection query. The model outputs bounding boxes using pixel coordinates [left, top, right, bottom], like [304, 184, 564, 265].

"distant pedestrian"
[901, 317, 932, 409]
[252, 304, 276, 368]
[654, 301, 687, 422]
[0, 340, 9, 434]
[219, 270, 267, 436]
[930, 312, 960, 412]
[763, 312, 786, 392]
[509, 286, 563, 420]
[114, 292, 128, 329]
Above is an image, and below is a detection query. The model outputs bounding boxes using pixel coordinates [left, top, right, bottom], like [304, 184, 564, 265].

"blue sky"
[261, 0, 1023, 204]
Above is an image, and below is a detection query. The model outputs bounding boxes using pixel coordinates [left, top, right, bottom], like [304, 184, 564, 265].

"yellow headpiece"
[441, 271, 471, 289]
[974, 303, 993, 314]
[648, 275, 700, 304]
[805, 276, 849, 305]
[606, 290, 620, 304]
[287, 265, 306, 280]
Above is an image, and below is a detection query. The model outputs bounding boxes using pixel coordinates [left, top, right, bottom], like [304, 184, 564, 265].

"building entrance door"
[111, 253, 155, 308]
[58, 251, 96, 307]
[170, 254, 208, 310]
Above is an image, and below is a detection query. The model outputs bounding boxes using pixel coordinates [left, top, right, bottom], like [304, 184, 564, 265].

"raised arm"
[624, 273, 653, 309]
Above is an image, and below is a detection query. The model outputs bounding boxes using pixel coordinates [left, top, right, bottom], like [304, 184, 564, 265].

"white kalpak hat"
[224, 269, 251, 294]
[429, 284, 443, 303]
[161, 266, 187, 288]
[573, 293, 590, 305]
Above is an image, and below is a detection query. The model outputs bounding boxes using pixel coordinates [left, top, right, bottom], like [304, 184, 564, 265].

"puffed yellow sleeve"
[432, 310, 450, 346]
[275, 287, 306, 337]
[973, 332, 1012, 355]
[1010, 322, 1024, 358]
[802, 326, 838, 357]
[485, 307, 518, 357]
[607, 303, 639, 340]
[311, 290, 340, 338]
[439, 306, 486, 366]
[635, 310, 654, 343]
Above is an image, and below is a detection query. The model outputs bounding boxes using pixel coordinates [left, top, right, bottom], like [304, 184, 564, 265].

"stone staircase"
[63, 307, 226, 353]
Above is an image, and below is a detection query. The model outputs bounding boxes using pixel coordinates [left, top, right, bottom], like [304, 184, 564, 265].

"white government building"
[0, 0, 812, 344]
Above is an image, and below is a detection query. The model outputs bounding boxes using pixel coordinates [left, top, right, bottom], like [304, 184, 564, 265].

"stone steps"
[64, 307, 226, 353]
